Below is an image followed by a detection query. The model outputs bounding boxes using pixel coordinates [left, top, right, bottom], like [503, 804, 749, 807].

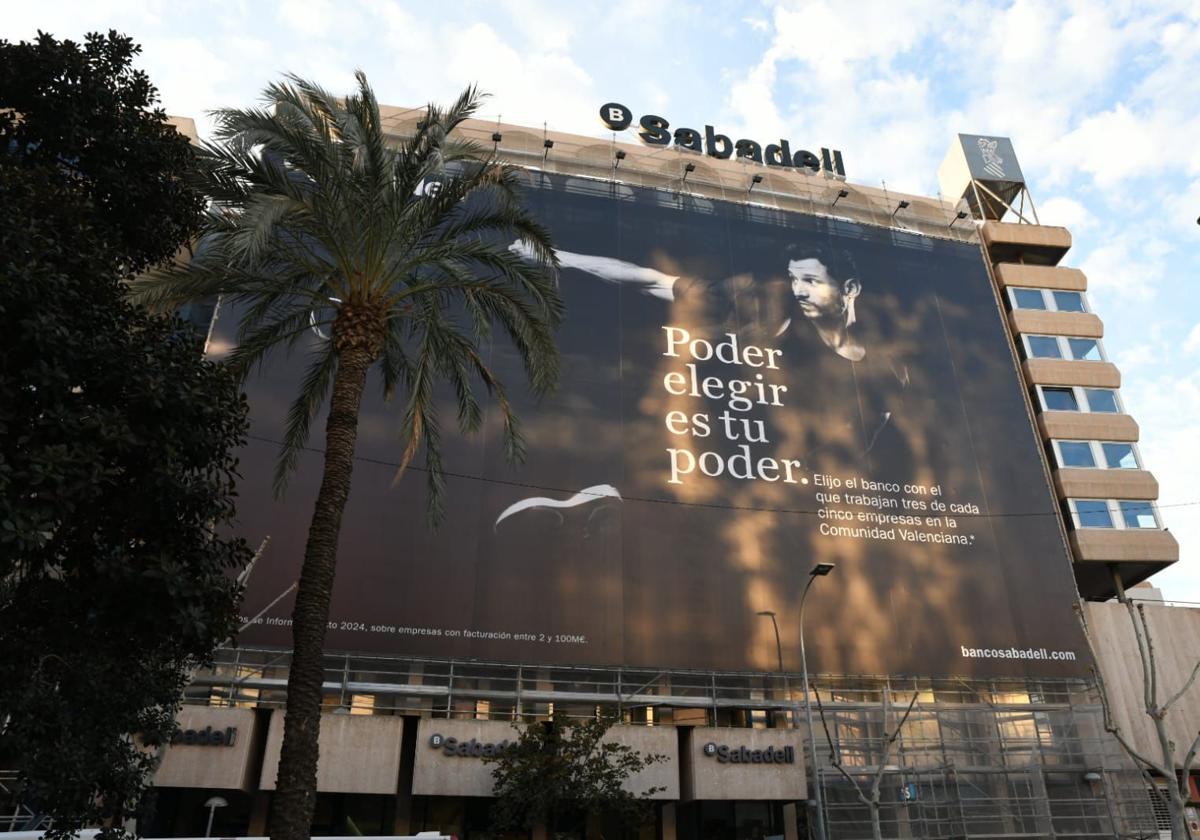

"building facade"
[15, 111, 1195, 840]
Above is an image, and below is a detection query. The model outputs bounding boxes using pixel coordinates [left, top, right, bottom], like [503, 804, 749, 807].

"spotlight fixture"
[891, 199, 911, 219]
[543, 139, 554, 149]
[810, 562, 836, 576]
[491, 131, 502, 143]
[613, 148, 626, 170]
[949, 210, 969, 229]
[682, 161, 696, 183]
[832, 188, 850, 207]
[748, 173, 764, 193]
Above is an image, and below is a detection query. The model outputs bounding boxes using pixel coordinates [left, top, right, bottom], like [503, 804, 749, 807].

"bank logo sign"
[703, 741, 795, 765]
[599, 102, 846, 176]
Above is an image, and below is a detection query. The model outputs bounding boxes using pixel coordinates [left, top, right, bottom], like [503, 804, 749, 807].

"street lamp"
[756, 610, 789, 727]
[203, 795, 228, 838]
[800, 562, 835, 840]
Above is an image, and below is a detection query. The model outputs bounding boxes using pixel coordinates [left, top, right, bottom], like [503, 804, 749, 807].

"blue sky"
[8, 0, 1199, 600]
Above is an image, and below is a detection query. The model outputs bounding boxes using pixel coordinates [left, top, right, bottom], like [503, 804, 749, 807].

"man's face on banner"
[788, 257, 852, 320]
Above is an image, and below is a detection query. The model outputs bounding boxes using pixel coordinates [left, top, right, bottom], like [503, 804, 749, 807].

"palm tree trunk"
[269, 341, 374, 840]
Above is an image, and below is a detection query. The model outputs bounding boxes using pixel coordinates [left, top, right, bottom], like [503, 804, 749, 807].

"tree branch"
[1162, 658, 1200, 714]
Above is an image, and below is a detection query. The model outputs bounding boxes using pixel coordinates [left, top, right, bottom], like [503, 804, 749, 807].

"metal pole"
[799, 575, 828, 840]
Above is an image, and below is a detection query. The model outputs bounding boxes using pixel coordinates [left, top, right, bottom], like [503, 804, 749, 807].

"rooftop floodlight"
[682, 161, 696, 183]
[749, 173, 764, 193]
[613, 148, 627, 171]
[832, 188, 850, 207]
[949, 209, 969, 229]
[543, 138, 554, 149]
[891, 199, 911, 219]
[491, 131, 502, 143]
[810, 562, 835, 576]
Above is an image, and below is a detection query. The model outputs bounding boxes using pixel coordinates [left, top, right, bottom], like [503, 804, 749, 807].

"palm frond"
[131, 73, 562, 524]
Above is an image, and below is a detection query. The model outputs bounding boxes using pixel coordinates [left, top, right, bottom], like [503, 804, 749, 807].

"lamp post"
[800, 562, 835, 840]
[756, 610, 788, 727]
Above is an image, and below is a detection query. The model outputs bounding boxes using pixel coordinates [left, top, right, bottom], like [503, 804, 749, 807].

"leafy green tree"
[130, 74, 562, 840]
[485, 717, 665, 837]
[0, 31, 250, 836]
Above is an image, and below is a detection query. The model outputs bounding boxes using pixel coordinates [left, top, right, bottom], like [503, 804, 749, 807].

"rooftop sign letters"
[599, 102, 846, 176]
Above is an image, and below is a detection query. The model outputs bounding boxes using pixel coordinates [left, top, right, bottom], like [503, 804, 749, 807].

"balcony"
[1023, 359, 1121, 389]
[1010, 309, 1103, 339]
[1053, 469, 1158, 500]
[993, 263, 1087, 290]
[1071, 529, 1179, 599]
[1037, 411, 1139, 442]
[981, 221, 1072, 265]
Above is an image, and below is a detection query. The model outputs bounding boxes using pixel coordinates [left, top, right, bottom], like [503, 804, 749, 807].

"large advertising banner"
[223, 172, 1090, 677]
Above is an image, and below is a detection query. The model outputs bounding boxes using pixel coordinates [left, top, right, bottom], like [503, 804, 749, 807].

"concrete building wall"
[154, 706, 260, 791]
[259, 711, 405, 794]
[683, 728, 805, 801]
[1086, 601, 1200, 768]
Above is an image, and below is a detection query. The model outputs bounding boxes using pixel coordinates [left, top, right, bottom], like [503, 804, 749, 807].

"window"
[1012, 288, 1048, 310]
[1008, 288, 1089, 313]
[1119, 501, 1158, 529]
[1083, 389, 1120, 413]
[1052, 291, 1086, 312]
[1072, 500, 1114, 528]
[1056, 442, 1096, 468]
[1036, 386, 1124, 414]
[1066, 338, 1104, 361]
[1068, 499, 1162, 530]
[1053, 440, 1142, 470]
[1024, 335, 1107, 361]
[1040, 387, 1079, 411]
[1101, 443, 1138, 469]
[1026, 335, 1063, 359]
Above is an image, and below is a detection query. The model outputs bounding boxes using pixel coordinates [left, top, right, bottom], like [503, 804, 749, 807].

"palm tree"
[132, 73, 562, 840]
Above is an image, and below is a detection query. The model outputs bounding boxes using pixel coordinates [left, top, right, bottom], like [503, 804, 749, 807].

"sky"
[7, 0, 1199, 601]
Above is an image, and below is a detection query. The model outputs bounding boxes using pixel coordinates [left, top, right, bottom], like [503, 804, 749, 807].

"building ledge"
[1054, 468, 1158, 500]
[1037, 411, 1139, 442]
[1070, 528, 1178, 564]
[1010, 309, 1103, 339]
[1023, 358, 1121, 388]
[982, 221, 1072, 265]
[994, 263, 1087, 291]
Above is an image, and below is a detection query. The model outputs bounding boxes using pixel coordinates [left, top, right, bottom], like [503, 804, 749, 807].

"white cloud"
[1184, 323, 1200, 354]
[1038, 197, 1096, 231]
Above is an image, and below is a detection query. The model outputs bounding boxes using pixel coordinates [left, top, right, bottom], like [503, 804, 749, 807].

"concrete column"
[247, 792, 270, 836]
[783, 802, 799, 840]
[661, 803, 677, 840]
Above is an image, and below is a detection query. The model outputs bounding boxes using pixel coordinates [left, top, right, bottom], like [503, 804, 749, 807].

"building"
[55, 109, 1200, 839]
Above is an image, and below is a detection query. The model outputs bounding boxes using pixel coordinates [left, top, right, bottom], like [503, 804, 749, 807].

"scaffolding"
[190, 647, 1159, 839]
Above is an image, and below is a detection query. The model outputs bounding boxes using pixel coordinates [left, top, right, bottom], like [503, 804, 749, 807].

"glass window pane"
[1067, 338, 1102, 361]
[1027, 336, 1062, 358]
[1119, 501, 1157, 529]
[1075, 501, 1114, 528]
[1052, 291, 1085, 312]
[1043, 388, 1079, 411]
[1058, 442, 1096, 467]
[1013, 289, 1047, 309]
[1084, 389, 1120, 413]
[1101, 443, 1138, 469]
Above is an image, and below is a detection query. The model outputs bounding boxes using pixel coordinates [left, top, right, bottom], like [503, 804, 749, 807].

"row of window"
[1007, 287, 1089, 314]
[1066, 499, 1160, 530]
[1035, 385, 1122, 414]
[1050, 440, 1140, 470]
[1022, 334, 1106, 362]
